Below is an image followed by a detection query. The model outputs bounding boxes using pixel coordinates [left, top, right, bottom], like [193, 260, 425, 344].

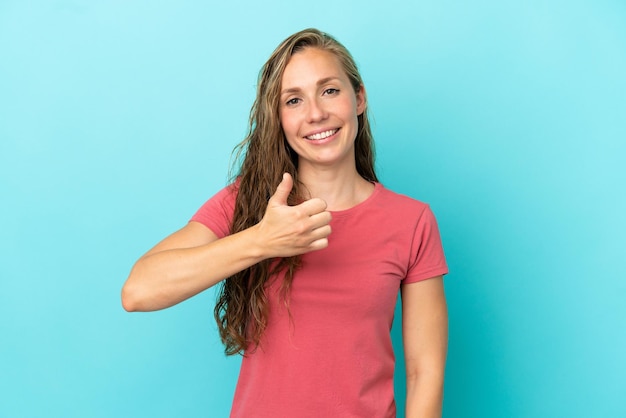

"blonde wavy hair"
[215, 28, 378, 355]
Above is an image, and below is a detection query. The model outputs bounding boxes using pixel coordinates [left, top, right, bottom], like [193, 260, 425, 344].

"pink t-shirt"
[191, 182, 448, 417]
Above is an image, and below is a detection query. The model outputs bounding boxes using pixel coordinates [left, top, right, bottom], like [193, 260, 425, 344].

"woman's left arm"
[401, 275, 448, 418]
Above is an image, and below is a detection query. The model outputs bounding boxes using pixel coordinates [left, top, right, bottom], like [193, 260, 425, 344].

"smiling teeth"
[306, 129, 337, 140]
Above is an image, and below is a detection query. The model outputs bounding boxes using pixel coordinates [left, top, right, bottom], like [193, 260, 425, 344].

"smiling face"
[279, 47, 366, 173]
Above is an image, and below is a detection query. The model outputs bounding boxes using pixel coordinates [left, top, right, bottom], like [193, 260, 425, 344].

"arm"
[121, 173, 331, 312]
[122, 221, 263, 312]
[401, 275, 448, 418]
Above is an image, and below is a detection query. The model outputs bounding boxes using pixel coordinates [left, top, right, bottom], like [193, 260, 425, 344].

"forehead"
[281, 48, 347, 89]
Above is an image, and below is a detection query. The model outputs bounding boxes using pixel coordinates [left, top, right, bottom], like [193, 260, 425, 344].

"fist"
[257, 173, 332, 257]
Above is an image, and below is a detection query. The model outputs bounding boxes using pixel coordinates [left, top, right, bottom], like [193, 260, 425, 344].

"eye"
[323, 88, 339, 96]
[285, 97, 301, 106]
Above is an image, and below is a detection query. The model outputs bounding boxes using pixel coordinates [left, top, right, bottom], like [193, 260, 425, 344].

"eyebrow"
[280, 76, 341, 96]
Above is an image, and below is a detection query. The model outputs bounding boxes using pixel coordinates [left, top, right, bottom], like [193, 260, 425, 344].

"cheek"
[279, 112, 298, 137]
[338, 97, 357, 119]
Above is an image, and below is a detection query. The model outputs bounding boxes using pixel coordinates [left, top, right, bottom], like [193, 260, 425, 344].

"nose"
[306, 97, 328, 123]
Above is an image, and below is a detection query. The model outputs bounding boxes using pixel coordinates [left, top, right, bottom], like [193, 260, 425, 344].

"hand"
[255, 173, 332, 258]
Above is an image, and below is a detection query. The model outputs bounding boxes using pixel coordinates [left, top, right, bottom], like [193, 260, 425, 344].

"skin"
[121, 46, 447, 418]
[120, 172, 330, 312]
[402, 276, 448, 418]
[279, 47, 373, 209]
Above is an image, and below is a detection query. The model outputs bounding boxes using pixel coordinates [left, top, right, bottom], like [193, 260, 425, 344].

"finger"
[269, 173, 293, 206]
[309, 224, 332, 240]
[308, 211, 332, 229]
[308, 237, 329, 251]
[297, 197, 328, 216]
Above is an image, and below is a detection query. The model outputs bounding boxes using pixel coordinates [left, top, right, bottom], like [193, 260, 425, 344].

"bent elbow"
[121, 284, 139, 312]
[121, 263, 145, 312]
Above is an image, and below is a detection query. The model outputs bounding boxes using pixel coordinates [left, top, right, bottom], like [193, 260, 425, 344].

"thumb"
[269, 173, 293, 206]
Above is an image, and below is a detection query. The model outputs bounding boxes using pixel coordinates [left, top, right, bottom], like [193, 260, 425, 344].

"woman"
[122, 28, 448, 418]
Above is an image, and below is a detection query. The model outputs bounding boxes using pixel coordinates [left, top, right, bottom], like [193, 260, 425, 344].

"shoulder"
[214, 181, 240, 203]
[197, 181, 239, 212]
[189, 180, 240, 238]
[373, 183, 431, 215]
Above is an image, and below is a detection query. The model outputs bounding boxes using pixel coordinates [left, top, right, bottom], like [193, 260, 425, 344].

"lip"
[302, 127, 340, 144]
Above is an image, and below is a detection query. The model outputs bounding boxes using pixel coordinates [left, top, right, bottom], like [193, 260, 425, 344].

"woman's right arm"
[121, 173, 331, 312]
[122, 221, 266, 312]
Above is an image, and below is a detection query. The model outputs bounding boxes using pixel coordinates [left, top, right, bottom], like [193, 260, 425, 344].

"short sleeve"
[189, 184, 237, 239]
[403, 205, 448, 284]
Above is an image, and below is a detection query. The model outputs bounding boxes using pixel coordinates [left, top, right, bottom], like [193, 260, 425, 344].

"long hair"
[214, 28, 378, 355]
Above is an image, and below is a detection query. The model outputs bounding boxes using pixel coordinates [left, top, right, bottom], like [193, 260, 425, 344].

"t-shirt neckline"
[328, 182, 382, 218]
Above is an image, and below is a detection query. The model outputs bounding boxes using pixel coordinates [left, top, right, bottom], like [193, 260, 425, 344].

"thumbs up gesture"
[256, 173, 332, 258]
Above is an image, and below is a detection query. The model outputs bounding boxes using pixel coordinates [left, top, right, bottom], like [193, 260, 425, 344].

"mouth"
[304, 128, 339, 141]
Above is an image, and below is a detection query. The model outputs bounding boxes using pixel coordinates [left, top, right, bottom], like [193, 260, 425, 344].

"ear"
[356, 84, 367, 116]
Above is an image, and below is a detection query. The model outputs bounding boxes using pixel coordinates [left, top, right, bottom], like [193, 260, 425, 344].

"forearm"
[405, 370, 444, 418]
[122, 226, 265, 312]
[122, 174, 331, 312]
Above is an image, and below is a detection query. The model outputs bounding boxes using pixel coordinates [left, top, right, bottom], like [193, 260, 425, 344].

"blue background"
[1, 1, 625, 417]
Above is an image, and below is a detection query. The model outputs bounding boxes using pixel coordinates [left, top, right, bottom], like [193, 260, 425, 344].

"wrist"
[245, 223, 270, 261]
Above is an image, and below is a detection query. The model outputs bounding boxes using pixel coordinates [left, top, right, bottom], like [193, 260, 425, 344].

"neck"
[297, 163, 375, 211]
